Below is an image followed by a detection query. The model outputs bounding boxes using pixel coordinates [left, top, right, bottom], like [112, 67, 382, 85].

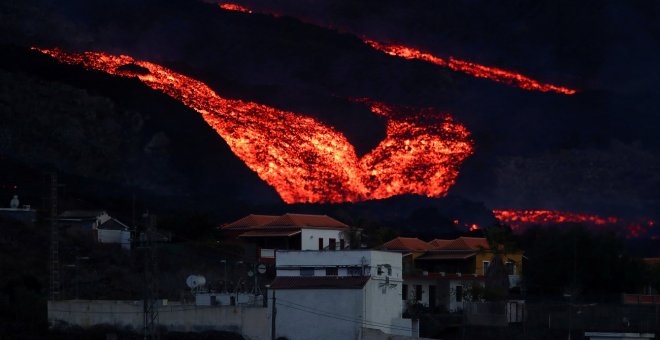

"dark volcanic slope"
[0, 0, 658, 219]
[0, 46, 281, 210]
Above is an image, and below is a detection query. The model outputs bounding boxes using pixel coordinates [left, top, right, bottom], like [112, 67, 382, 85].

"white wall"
[273, 250, 410, 338]
[275, 289, 363, 340]
[48, 300, 269, 339]
[97, 229, 131, 249]
[300, 228, 346, 250]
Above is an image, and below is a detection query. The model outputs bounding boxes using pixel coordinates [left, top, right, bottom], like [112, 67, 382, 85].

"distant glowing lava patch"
[219, 3, 252, 13]
[36, 48, 473, 204]
[493, 209, 656, 238]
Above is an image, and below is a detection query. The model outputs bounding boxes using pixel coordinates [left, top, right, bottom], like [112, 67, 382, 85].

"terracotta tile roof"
[262, 213, 348, 229]
[238, 230, 302, 238]
[440, 237, 489, 251]
[405, 273, 485, 281]
[222, 214, 279, 229]
[381, 237, 433, 251]
[429, 239, 452, 249]
[416, 251, 477, 260]
[270, 276, 370, 289]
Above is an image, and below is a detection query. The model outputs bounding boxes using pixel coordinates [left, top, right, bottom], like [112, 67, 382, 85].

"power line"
[275, 297, 413, 332]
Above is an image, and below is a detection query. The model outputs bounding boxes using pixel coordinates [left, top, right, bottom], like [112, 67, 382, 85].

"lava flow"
[364, 40, 576, 95]
[36, 48, 473, 204]
[219, 3, 252, 13]
[493, 209, 656, 238]
[217, 4, 576, 95]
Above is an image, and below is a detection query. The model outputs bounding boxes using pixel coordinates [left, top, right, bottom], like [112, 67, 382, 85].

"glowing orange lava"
[218, 3, 252, 13]
[216, 4, 576, 95]
[364, 40, 576, 95]
[36, 48, 473, 203]
[493, 209, 656, 238]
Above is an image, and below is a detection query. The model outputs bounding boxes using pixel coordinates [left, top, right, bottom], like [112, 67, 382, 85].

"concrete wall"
[300, 228, 346, 250]
[48, 300, 269, 339]
[274, 288, 363, 340]
[97, 229, 131, 249]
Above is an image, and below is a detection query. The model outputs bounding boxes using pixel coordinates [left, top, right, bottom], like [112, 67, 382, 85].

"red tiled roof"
[429, 239, 452, 249]
[416, 251, 477, 260]
[238, 230, 301, 238]
[262, 213, 348, 229]
[406, 273, 485, 281]
[381, 237, 433, 251]
[270, 276, 370, 289]
[440, 237, 489, 251]
[222, 214, 279, 229]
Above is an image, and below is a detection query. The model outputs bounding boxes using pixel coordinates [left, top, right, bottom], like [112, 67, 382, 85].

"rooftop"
[223, 213, 348, 230]
[435, 237, 489, 251]
[380, 237, 434, 251]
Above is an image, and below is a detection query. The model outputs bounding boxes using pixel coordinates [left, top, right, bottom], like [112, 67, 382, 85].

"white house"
[269, 250, 414, 340]
[221, 213, 353, 263]
[96, 218, 132, 250]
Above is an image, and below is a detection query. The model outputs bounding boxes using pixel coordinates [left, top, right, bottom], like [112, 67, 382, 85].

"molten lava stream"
[36, 48, 473, 203]
[364, 40, 576, 95]
[216, 4, 575, 95]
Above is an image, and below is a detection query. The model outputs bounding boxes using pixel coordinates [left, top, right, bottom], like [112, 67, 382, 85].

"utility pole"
[267, 285, 276, 340]
[48, 173, 60, 301]
[142, 213, 160, 340]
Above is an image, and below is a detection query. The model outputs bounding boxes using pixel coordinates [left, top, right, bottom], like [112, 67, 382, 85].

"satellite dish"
[186, 275, 206, 289]
[257, 264, 267, 274]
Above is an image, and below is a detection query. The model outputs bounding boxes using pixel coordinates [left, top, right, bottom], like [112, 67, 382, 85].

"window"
[415, 285, 422, 301]
[340, 239, 345, 250]
[348, 267, 362, 276]
[506, 261, 515, 275]
[329, 238, 336, 251]
[325, 267, 338, 276]
[483, 261, 490, 275]
[318, 238, 324, 250]
[402, 284, 408, 300]
[300, 268, 315, 276]
[455, 285, 463, 302]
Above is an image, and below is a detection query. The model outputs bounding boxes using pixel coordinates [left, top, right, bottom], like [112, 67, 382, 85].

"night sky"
[1, 0, 659, 223]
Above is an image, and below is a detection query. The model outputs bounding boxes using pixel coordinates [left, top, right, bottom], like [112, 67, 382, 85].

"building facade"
[270, 250, 413, 340]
